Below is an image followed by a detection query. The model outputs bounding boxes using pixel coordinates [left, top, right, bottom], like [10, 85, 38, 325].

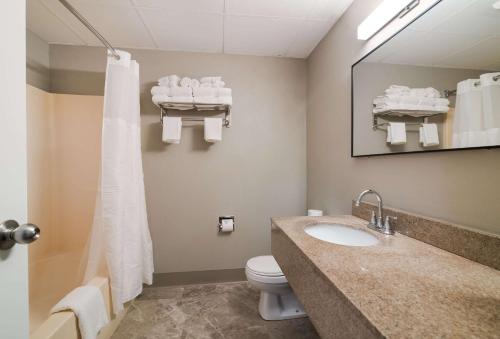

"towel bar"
[158, 102, 231, 128]
[372, 110, 445, 130]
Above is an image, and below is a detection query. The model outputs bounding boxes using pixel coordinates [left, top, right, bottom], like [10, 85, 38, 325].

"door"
[0, 1, 30, 338]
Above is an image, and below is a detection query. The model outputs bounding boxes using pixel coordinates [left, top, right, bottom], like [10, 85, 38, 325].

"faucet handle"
[382, 215, 397, 235]
[385, 215, 397, 224]
[370, 210, 376, 225]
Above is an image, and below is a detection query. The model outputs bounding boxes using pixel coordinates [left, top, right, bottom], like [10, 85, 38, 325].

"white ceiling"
[365, 0, 500, 71]
[27, 0, 354, 59]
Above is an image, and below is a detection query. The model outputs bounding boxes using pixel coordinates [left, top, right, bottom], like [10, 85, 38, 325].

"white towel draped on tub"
[84, 50, 154, 315]
[51, 286, 109, 339]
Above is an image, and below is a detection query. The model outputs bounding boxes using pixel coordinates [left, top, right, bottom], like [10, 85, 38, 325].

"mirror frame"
[350, 0, 500, 158]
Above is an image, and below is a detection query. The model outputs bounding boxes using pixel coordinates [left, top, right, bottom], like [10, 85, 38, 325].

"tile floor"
[112, 281, 320, 339]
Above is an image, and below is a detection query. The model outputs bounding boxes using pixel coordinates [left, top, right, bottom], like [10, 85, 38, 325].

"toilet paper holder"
[218, 216, 235, 233]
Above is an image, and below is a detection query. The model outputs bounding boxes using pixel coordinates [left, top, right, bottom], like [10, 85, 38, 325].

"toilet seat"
[246, 268, 288, 284]
[245, 255, 287, 284]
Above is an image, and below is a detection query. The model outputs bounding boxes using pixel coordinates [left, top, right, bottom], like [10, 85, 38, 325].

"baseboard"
[150, 268, 246, 287]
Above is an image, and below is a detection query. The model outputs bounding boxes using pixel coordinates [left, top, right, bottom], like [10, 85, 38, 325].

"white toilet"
[245, 255, 307, 320]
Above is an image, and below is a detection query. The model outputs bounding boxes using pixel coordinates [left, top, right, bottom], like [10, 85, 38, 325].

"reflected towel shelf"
[373, 110, 447, 130]
[155, 101, 232, 128]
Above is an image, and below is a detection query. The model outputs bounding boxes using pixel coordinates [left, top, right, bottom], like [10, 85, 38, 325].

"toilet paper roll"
[307, 209, 323, 216]
[219, 219, 234, 232]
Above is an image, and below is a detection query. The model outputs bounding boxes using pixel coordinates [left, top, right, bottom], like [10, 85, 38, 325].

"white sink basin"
[304, 223, 379, 247]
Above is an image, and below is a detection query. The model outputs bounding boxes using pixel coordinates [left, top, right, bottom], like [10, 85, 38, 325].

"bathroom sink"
[304, 223, 379, 247]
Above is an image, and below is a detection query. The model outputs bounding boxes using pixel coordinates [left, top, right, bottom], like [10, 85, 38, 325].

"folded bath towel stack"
[152, 74, 193, 104]
[373, 85, 449, 115]
[200, 76, 225, 88]
[158, 75, 179, 87]
[152, 75, 232, 106]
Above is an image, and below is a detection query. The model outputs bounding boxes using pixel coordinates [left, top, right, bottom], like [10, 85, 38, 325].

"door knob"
[0, 220, 40, 250]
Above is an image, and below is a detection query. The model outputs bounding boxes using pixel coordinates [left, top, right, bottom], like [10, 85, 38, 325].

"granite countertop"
[271, 215, 500, 338]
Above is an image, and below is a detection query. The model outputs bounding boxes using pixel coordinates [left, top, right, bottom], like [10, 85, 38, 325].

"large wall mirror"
[352, 0, 500, 157]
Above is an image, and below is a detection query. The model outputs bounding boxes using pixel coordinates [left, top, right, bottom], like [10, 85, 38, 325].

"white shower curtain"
[84, 50, 154, 314]
[452, 73, 500, 148]
[481, 72, 500, 145]
[452, 79, 486, 148]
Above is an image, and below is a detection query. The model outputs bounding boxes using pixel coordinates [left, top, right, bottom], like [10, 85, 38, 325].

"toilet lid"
[246, 256, 284, 277]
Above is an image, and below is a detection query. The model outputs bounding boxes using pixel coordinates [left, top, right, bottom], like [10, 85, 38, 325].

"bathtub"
[26, 86, 125, 338]
[31, 276, 128, 339]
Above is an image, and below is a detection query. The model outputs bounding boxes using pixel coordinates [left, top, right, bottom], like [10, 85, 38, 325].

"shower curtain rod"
[58, 0, 120, 60]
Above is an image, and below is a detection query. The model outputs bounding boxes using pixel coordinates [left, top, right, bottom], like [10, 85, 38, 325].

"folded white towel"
[158, 75, 180, 87]
[410, 87, 441, 98]
[169, 96, 194, 103]
[201, 76, 222, 83]
[152, 94, 170, 105]
[204, 117, 222, 142]
[217, 88, 232, 97]
[180, 77, 197, 88]
[151, 86, 170, 96]
[421, 123, 439, 147]
[193, 87, 217, 97]
[170, 86, 192, 97]
[163, 117, 182, 144]
[433, 98, 450, 107]
[212, 80, 226, 88]
[389, 85, 410, 91]
[191, 79, 200, 88]
[386, 122, 406, 145]
[158, 74, 179, 83]
[194, 97, 220, 104]
[51, 286, 109, 339]
[217, 96, 233, 106]
[199, 80, 226, 88]
[373, 103, 449, 114]
[385, 85, 410, 95]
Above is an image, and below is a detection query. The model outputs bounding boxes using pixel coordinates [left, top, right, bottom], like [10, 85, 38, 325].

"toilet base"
[258, 290, 307, 321]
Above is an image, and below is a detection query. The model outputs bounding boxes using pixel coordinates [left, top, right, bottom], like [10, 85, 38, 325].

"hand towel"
[421, 123, 439, 147]
[50, 286, 109, 339]
[387, 122, 406, 145]
[163, 117, 182, 143]
[151, 86, 170, 96]
[204, 117, 222, 142]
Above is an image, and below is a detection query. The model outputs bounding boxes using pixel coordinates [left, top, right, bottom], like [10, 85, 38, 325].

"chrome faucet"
[355, 189, 395, 235]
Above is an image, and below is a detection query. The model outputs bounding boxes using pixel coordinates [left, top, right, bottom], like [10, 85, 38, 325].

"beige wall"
[49, 46, 307, 273]
[307, 0, 500, 235]
[27, 30, 50, 91]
